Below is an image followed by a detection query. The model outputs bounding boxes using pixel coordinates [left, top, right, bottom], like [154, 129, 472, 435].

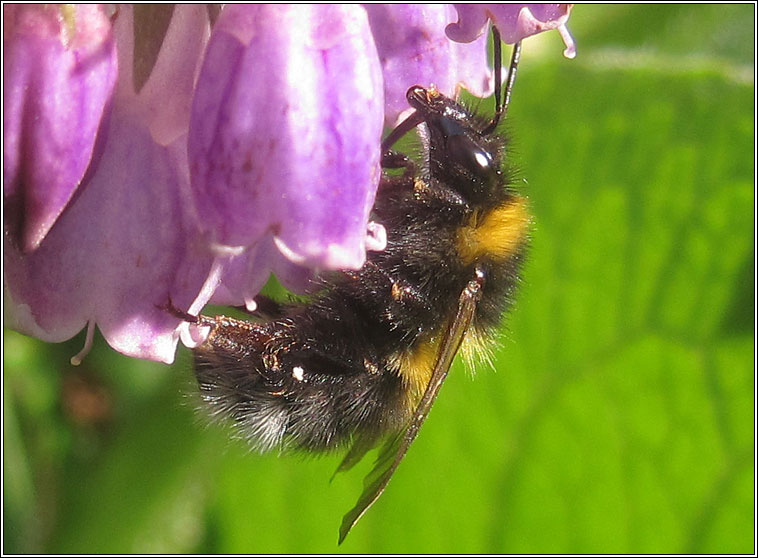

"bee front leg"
[381, 150, 416, 175]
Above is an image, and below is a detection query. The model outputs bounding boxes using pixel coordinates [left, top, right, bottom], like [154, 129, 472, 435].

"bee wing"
[332, 434, 379, 479]
[338, 274, 485, 544]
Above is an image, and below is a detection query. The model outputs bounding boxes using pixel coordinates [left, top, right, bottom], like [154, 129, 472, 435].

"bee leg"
[380, 151, 417, 191]
[381, 109, 423, 153]
[382, 150, 416, 175]
[388, 278, 433, 313]
[157, 296, 200, 323]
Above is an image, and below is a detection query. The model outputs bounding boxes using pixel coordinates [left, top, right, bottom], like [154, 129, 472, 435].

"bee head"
[407, 85, 504, 205]
[404, 34, 521, 207]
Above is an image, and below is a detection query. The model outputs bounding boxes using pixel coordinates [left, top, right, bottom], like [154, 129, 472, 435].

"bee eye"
[446, 133, 496, 179]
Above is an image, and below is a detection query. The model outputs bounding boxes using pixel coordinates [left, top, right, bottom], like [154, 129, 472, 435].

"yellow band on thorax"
[456, 195, 530, 265]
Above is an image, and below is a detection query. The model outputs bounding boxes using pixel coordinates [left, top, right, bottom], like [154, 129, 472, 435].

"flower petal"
[3, 4, 117, 252]
[209, 236, 315, 311]
[4, 112, 214, 363]
[446, 4, 575, 57]
[188, 4, 384, 270]
[364, 4, 493, 126]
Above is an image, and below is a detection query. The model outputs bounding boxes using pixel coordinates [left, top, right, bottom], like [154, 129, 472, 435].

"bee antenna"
[481, 27, 521, 136]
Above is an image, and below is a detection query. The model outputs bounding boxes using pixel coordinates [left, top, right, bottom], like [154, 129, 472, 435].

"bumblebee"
[181, 28, 529, 542]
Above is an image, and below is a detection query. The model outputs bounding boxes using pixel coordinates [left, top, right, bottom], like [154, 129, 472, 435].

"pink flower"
[363, 4, 494, 127]
[3, 4, 574, 363]
[446, 4, 576, 58]
[4, 5, 215, 363]
[3, 4, 117, 252]
[188, 5, 384, 280]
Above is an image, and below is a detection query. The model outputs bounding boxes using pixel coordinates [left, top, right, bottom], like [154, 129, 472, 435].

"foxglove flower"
[4, 4, 574, 364]
[3, 4, 117, 252]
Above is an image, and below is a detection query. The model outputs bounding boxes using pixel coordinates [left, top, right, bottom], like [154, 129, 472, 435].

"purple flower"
[188, 5, 384, 286]
[363, 4, 494, 127]
[447, 4, 576, 58]
[3, 4, 118, 252]
[3, 4, 574, 364]
[4, 5, 216, 363]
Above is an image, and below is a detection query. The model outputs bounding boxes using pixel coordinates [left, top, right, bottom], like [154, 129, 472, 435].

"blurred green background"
[3, 5, 754, 554]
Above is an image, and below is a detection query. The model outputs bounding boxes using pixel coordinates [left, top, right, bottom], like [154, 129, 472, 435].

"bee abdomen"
[193, 316, 407, 453]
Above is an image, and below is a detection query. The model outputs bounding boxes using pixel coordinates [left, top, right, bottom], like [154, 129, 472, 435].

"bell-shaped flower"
[3, 4, 118, 252]
[4, 5, 217, 363]
[188, 4, 385, 300]
[363, 4, 493, 127]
